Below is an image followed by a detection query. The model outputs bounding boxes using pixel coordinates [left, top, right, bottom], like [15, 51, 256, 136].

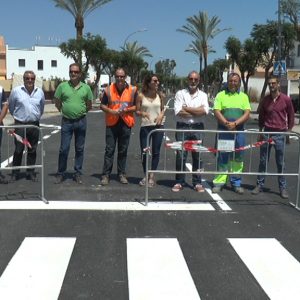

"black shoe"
[0, 175, 8, 184]
[10, 173, 20, 182]
[73, 174, 83, 184]
[55, 174, 64, 184]
[26, 172, 38, 182]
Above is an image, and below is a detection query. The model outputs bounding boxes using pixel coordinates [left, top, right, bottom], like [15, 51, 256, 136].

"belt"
[15, 120, 39, 126]
[177, 122, 203, 127]
[63, 115, 86, 122]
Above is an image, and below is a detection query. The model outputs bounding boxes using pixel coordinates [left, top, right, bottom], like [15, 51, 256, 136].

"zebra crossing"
[0, 237, 300, 299]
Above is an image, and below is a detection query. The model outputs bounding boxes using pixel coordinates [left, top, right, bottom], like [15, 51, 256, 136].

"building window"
[18, 59, 25, 67]
[37, 60, 43, 70]
[51, 60, 57, 67]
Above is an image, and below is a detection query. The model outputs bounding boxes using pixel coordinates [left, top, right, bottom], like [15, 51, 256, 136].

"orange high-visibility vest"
[105, 83, 136, 127]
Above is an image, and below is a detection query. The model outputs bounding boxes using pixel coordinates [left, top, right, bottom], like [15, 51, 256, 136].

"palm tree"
[121, 41, 152, 83]
[185, 39, 215, 75]
[51, 0, 112, 39]
[178, 11, 229, 91]
[121, 41, 152, 59]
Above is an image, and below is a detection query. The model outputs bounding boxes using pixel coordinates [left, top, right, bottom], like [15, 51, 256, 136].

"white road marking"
[51, 129, 60, 134]
[43, 135, 51, 140]
[229, 238, 300, 300]
[0, 201, 215, 211]
[0, 237, 76, 300]
[127, 238, 200, 300]
[185, 163, 231, 211]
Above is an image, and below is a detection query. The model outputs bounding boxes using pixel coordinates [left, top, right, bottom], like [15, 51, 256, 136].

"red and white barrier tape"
[165, 138, 273, 153]
[7, 130, 32, 149]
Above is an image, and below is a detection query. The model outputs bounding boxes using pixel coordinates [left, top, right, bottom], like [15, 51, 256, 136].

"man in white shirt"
[172, 71, 209, 192]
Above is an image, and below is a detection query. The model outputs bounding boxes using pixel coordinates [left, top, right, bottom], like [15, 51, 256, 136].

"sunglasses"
[69, 70, 80, 74]
[152, 80, 159, 83]
[115, 75, 125, 79]
[188, 77, 199, 81]
[24, 77, 35, 81]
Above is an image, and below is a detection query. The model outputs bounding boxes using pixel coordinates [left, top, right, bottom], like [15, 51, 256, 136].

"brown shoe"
[100, 175, 109, 185]
[119, 174, 128, 184]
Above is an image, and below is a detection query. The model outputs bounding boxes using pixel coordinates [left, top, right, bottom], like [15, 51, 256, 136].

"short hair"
[228, 72, 241, 83]
[69, 63, 81, 72]
[23, 70, 35, 79]
[115, 67, 126, 76]
[187, 70, 200, 79]
[268, 75, 279, 83]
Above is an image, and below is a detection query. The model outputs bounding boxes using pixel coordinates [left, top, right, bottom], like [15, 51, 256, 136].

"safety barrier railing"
[0, 124, 60, 204]
[144, 128, 300, 210]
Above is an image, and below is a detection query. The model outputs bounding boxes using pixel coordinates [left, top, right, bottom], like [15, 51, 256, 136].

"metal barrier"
[0, 124, 60, 204]
[144, 128, 300, 209]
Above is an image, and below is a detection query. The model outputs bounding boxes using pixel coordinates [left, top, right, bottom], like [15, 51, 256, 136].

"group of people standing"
[0, 64, 295, 199]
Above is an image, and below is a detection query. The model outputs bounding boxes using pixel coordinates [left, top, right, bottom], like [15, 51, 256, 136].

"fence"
[144, 128, 300, 209]
[0, 124, 59, 204]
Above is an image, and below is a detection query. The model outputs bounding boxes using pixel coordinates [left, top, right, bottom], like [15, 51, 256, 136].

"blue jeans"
[139, 125, 164, 174]
[256, 132, 287, 190]
[57, 116, 87, 175]
[102, 118, 131, 176]
[175, 122, 204, 186]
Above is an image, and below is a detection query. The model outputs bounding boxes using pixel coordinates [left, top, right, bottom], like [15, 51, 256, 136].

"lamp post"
[123, 28, 148, 48]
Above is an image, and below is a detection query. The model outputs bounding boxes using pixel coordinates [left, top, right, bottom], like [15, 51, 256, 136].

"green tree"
[155, 59, 177, 93]
[51, 0, 112, 39]
[177, 11, 229, 92]
[281, 0, 300, 39]
[206, 58, 230, 96]
[225, 36, 261, 93]
[251, 20, 296, 100]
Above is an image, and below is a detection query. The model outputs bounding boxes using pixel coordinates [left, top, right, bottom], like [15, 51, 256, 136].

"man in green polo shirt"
[212, 72, 251, 194]
[54, 63, 93, 184]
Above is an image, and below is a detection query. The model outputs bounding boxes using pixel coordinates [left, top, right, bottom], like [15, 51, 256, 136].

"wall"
[6, 45, 96, 81]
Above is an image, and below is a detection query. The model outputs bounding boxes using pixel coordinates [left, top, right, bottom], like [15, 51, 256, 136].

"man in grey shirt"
[8, 71, 45, 181]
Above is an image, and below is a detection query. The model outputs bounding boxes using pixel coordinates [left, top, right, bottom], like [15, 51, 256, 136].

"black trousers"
[12, 120, 40, 174]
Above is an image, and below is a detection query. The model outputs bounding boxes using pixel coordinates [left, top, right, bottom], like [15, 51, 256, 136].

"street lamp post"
[123, 28, 148, 48]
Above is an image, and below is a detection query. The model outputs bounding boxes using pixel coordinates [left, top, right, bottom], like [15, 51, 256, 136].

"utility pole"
[278, 0, 282, 81]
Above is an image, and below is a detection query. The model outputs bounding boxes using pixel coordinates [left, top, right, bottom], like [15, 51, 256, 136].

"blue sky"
[0, 0, 278, 76]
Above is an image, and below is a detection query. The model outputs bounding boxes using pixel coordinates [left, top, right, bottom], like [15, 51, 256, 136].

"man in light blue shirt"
[0, 85, 9, 184]
[8, 71, 45, 181]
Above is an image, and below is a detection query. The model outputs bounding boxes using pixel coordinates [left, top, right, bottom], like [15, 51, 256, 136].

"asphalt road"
[0, 108, 300, 300]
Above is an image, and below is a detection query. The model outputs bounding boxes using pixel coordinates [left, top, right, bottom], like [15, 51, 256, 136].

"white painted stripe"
[40, 124, 61, 129]
[185, 163, 232, 211]
[0, 201, 214, 211]
[229, 238, 300, 300]
[205, 186, 232, 211]
[43, 135, 51, 140]
[127, 238, 200, 300]
[0, 237, 76, 300]
[1, 158, 11, 168]
[51, 129, 60, 134]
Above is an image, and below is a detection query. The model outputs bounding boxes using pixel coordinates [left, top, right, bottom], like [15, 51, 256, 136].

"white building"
[6, 44, 96, 81]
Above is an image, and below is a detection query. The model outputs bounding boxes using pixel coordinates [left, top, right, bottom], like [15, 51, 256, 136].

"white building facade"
[6, 45, 96, 81]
